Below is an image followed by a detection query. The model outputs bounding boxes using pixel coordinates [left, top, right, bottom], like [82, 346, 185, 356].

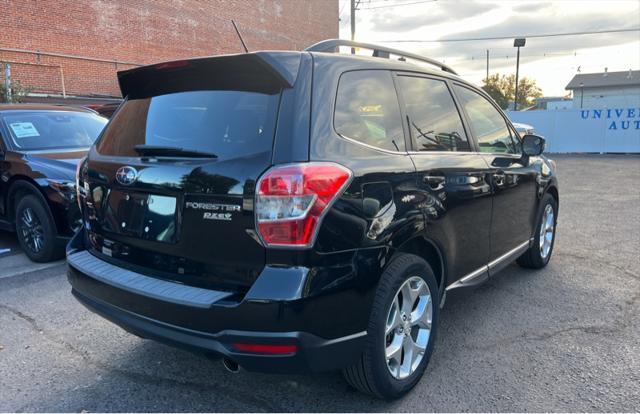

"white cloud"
[339, 0, 640, 96]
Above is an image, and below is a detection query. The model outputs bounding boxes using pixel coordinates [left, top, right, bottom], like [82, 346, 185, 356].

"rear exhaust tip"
[222, 357, 240, 373]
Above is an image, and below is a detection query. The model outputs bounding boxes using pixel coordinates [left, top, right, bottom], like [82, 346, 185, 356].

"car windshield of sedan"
[2, 110, 107, 151]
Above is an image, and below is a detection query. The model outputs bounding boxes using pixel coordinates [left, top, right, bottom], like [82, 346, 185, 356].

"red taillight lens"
[255, 162, 352, 247]
[154, 60, 190, 70]
[232, 343, 298, 355]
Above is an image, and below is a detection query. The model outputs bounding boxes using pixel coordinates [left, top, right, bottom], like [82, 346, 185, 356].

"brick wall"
[0, 0, 338, 97]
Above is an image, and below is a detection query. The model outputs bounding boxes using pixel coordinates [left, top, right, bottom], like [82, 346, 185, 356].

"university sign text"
[580, 108, 640, 130]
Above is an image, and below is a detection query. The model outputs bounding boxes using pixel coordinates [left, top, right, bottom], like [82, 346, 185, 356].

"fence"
[507, 108, 640, 153]
[0, 48, 141, 98]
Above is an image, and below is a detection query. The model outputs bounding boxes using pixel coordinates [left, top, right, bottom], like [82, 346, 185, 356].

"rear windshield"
[2, 111, 107, 151]
[96, 90, 280, 159]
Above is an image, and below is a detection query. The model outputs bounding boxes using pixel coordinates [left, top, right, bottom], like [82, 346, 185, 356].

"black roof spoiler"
[118, 52, 302, 99]
[305, 39, 458, 76]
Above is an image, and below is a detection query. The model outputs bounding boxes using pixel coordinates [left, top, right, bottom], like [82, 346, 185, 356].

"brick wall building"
[0, 0, 338, 100]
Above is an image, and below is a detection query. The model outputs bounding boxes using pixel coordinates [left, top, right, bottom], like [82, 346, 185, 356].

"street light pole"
[513, 38, 526, 111]
[486, 49, 489, 81]
[350, 0, 356, 54]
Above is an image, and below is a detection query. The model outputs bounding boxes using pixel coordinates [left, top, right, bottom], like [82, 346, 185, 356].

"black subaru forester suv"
[67, 40, 558, 399]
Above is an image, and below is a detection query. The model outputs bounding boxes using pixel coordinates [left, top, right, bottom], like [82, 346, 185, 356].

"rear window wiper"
[133, 145, 218, 159]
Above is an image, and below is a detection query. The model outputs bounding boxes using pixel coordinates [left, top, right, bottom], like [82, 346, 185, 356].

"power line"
[338, 0, 349, 18]
[442, 51, 636, 65]
[359, 0, 436, 10]
[361, 0, 419, 3]
[378, 27, 640, 43]
[356, 0, 399, 4]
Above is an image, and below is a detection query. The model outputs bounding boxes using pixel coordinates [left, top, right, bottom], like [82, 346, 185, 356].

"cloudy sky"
[338, 0, 640, 96]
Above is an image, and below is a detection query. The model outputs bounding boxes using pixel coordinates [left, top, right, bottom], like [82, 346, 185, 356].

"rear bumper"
[71, 287, 366, 373]
[66, 230, 370, 374]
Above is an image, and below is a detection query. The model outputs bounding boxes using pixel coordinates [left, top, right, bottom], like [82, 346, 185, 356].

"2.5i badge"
[203, 211, 233, 221]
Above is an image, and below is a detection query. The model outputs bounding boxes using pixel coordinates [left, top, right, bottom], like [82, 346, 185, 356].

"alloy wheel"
[19, 207, 45, 253]
[539, 204, 555, 259]
[384, 276, 433, 379]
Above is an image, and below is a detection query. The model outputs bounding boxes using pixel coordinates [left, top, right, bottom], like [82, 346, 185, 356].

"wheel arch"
[6, 176, 55, 227]
[546, 184, 559, 205]
[396, 236, 446, 293]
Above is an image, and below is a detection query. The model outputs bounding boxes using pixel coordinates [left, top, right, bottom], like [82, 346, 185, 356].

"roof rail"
[305, 39, 458, 76]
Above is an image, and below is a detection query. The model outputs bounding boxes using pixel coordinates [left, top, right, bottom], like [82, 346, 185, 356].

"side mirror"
[522, 134, 546, 156]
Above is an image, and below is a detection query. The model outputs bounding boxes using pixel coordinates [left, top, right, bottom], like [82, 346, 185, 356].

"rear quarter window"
[334, 70, 404, 152]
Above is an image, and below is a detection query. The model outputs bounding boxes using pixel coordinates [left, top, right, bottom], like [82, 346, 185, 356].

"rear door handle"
[424, 175, 446, 191]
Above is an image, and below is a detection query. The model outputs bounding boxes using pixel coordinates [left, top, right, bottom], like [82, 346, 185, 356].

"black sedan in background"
[0, 104, 107, 262]
[85, 102, 121, 119]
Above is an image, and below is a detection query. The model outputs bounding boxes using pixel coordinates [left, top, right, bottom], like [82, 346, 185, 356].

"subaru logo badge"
[115, 166, 138, 186]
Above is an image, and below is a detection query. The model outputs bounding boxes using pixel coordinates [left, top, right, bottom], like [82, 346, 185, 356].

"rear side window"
[97, 90, 280, 159]
[453, 85, 521, 154]
[334, 70, 404, 152]
[397, 76, 470, 152]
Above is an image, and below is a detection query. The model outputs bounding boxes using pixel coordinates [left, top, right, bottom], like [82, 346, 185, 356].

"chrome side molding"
[446, 239, 532, 291]
[446, 266, 488, 291]
[487, 240, 531, 275]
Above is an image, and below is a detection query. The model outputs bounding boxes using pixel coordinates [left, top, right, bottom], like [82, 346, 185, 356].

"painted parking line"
[0, 254, 65, 279]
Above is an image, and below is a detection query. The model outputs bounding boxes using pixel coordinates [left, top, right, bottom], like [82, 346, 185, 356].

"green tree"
[482, 73, 542, 109]
[0, 80, 31, 103]
[481, 83, 508, 109]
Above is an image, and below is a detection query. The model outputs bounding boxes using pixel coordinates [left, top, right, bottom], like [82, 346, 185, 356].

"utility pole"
[350, 0, 356, 54]
[514, 48, 520, 110]
[513, 38, 526, 111]
[485, 49, 489, 82]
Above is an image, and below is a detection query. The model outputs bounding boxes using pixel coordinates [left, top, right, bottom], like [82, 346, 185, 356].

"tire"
[517, 193, 558, 269]
[15, 194, 63, 262]
[342, 253, 439, 399]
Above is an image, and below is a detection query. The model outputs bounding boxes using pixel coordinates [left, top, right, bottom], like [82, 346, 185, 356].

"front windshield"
[2, 110, 107, 151]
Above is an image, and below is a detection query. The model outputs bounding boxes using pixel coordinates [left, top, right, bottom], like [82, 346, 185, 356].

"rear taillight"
[255, 162, 352, 247]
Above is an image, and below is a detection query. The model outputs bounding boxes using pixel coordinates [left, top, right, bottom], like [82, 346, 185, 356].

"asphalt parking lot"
[0, 154, 638, 412]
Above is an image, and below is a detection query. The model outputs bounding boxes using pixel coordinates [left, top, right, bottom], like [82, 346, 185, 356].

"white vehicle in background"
[513, 122, 535, 137]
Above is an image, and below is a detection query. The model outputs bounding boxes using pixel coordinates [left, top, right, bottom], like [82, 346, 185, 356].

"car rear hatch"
[78, 52, 303, 293]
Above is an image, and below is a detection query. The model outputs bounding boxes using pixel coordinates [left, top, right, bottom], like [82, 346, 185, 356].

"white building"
[566, 70, 640, 109]
[532, 96, 573, 110]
